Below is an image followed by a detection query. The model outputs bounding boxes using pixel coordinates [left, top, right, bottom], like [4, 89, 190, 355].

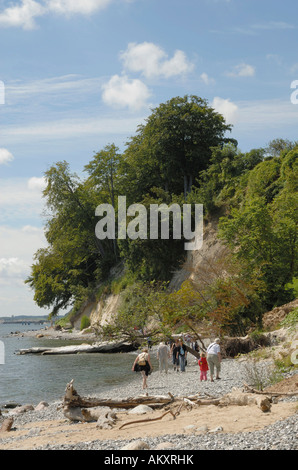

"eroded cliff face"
[73, 218, 226, 331]
[71, 292, 122, 330]
[170, 218, 226, 291]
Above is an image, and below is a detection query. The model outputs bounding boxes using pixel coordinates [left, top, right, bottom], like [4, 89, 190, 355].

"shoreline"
[0, 357, 297, 450]
[10, 326, 99, 342]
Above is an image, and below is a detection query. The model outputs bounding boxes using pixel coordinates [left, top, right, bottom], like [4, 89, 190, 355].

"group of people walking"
[132, 337, 222, 389]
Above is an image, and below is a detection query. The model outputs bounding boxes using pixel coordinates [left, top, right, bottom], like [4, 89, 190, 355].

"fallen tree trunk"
[219, 389, 272, 412]
[63, 380, 174, 410]
[16, 340, 138, 356]
[61, 380, 276, 425]
[184, 345, 201, 360]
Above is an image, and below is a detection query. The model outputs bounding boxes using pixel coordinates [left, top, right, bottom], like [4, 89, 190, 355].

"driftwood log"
[62, 379, 276, 425]
[16, 341, 138, 356]
[219, 389, 272, 412]
[63, 380, 174, 412]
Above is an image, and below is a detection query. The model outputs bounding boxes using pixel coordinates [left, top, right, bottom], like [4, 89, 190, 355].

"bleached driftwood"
[219, 389, 272, 412]
[63, 379, 174, 411]
[62, 379, 276, 424]
[16, 340, 137, 355]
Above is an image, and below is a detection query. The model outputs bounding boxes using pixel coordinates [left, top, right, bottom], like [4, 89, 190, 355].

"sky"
[0, 0, 298, 317]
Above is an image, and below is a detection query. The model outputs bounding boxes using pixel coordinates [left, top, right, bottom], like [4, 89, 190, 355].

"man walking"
[207, 338, 221, 382]
[157, 342, 170, 374]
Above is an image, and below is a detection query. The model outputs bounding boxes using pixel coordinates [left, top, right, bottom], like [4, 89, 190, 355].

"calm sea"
[0, 323, 151, 407]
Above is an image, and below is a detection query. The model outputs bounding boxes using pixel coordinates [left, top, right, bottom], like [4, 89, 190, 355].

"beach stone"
[13, 405, 34, 414]
[35, 401, 49, 411]
[197, 425, 209, 433]
[4, 402, 21, 409]
[154, 441, 175, 450]
[128, 405, 154, 414]
[121, 440, 150, 450]
[209, 426, 223, 433]
[183, 424, 197, 432]
[96, 415, 115, 430]
[81, 406, 112, 422]
[27, 427, 41, 436]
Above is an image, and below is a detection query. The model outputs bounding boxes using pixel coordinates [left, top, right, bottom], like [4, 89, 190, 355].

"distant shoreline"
[11, 325, 98, 342]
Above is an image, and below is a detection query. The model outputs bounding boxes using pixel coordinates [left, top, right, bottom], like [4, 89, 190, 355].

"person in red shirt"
[198, 352, 209, 381]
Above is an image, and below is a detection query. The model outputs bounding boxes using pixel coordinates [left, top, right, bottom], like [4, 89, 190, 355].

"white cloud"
[46, 0, 112, 15]
[200, 73, 215, 85]
[0, 0, 120, 29]
[212, 97, 239, 125]
[0, 177, 46, 224]
[213, 21, 295, 36]
[1, 115, 145, 144]
[120, 42, 194, 79]
[6, 75, 103, 101]
[102, 74, 151, 110]
[0, 0, 45, 30]
[0, 148, 14, 165]
[0, 257, 28, 279]
[0, 225, 46, 273]
[251, 21, 295, 31]
[27, 176, 47, 191]
[0, 225, 47, 314]
[226, 63, 256, 77]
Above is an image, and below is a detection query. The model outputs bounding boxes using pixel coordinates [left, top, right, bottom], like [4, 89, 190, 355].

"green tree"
[25, 161, 114, 317]
[123, 95, 235, 200]
[194, 144, 264, 215]
[84, 144, 124, 260]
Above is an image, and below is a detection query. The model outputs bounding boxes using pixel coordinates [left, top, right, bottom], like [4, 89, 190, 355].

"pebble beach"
[0, 355, 297, 451]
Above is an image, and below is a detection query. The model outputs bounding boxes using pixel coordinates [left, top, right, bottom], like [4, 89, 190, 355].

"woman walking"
[171, 339, 180, 372]
[132, 348, 153, 389]
[177, 338, 187, 372]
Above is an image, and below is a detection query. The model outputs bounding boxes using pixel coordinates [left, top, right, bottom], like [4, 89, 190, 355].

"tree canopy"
[122, 95, 235, 200]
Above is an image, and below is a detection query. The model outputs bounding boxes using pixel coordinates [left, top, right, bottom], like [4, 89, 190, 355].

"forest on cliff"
[25, 95, 298, 337]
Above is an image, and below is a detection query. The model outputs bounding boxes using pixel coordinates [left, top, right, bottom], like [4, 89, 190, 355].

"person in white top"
[206, 338, 221, 382]
[157, 342, 170, 374]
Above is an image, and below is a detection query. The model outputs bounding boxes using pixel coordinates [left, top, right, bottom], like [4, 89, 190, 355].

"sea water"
[0, 323, 148, 406]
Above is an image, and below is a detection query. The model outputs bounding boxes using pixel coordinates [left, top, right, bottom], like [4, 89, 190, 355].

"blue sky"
[0, 0, 298, 316]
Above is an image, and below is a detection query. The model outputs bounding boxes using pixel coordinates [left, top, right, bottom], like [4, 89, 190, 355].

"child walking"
[198, 352, 208, 381]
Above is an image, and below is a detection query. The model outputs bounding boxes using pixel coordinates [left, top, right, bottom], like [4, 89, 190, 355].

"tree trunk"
[16, 340, 138, 356]
[63, 380, 174, 410]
